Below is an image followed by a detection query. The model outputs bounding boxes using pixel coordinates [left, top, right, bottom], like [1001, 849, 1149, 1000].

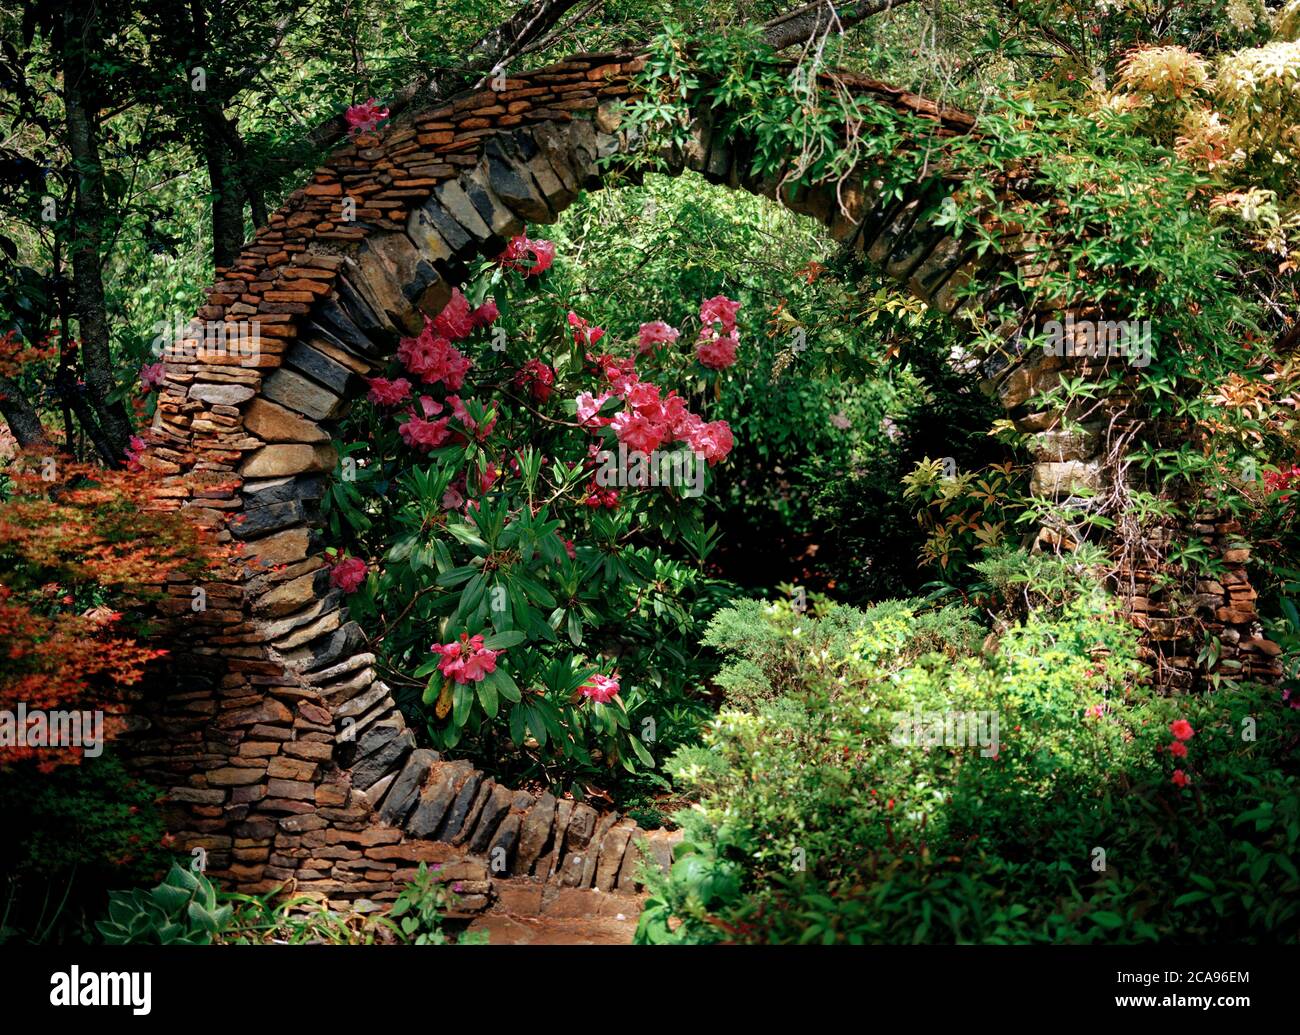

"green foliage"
[96, 863, 232, 946]
[388, 863, 488, 945]
[641, 591, 1300, 943]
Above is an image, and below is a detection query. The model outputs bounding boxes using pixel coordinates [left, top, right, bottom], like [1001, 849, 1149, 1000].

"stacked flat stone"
[127, 48, 1277, 914]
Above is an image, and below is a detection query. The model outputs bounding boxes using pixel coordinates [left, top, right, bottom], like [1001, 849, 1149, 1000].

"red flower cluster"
[579, 672, 619, 703]
[513, 358, 555, 402]
[573, 344, 734, 465]
[498, 233, 556, 277]
[1264, 464, 1300, 497]
[367, 376, 412, 407]
[1166, 718, 1195, 788]
[330, 555, 368, 593]
[431, 633, 502, 684]
[695, 294, 741, 370]
[345, 98, 389, 137]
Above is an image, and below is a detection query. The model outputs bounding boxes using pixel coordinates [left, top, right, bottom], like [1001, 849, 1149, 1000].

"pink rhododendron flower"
[638, 321, 680, 354]
[474, 462, 500, 494]
[1171, 769, 1190, 788]
[139, 362, 166, 391]
[399, 396, 451, 450]
[124, 435, 147, 471]
[397, 318, 471, 388]
[576, 391, 612, 428]
[559, 536, 577, 560]
[568, 311, 605, 348]
[579, 673, 619, 704]
[682, 418, 734, 464]
[434, 288, 477, 341]
[1170, 719, 1195, 741]
[442, 482, 465, 511]
[498, 234, 556, 276]
[696, 327, 739, 370]
[699, 294, 741, 333]
[330, 555, 368, 593]
[584, 487, 619, 509]
[366, 376, 412, 406]
[431, 633, 501, 684]
[471, 298, 500, 329]
[1168, 740, 1188, 758]
[611, 409, 669, 453]
[513, 359, 555, 403]
[345, 98, 389, 137]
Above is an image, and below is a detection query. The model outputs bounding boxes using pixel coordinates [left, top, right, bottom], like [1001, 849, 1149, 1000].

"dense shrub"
[639, 576, 1300, 943]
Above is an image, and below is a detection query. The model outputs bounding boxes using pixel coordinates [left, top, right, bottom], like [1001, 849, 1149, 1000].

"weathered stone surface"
[262, 368, 345, 421]
[350, 729, 415, 791]
[243, 397, 330, 444]
[515, 791, 556, 874]
[468, 783, 514, 854]
[240, 443, 337, 478]
[253, 569, 329, 618]
[595, 819, 635, 892]
[406, 763, 468, 838]
[378, 749, 437, 826]
[436, 771, 483, 842]
[190, 383, 255, 405]
[1030, 461, 1102, 498]
[243, 526, 312, 568]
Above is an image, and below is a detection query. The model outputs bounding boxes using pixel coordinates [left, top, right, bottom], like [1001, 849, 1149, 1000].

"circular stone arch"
[132, 49, 1272, 908]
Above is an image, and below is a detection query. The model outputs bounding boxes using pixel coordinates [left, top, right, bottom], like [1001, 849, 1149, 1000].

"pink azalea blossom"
[1170, 719, 1195, 742]
[442, 482, 465, 511]
[681, 418, 734, 464]
[579, 673, 620, 704]
[434, 288, 477, 341]
[1171, 769, 1190, 788]
[611, 409, 669, 453]
[139, 362, 166, 391]
[699, 294, 741, 333]
[330, 555, 368, 593]
[513, 359, 555, 403]
[696, 328, 739, 370]
[345, 98, 389, 137]
[431, 633, 501, 684]
[498, 234, 555, 276]
[124, 435, 147, 471]
[575, 391, 612, 428]
[397, 318, 472, 388]
[399, 396, 451, 450]
[366, 376, 412, 406]
[568, 311, 606, 348]
[471, 298, 500, 329]
[638, 321, 680, 354]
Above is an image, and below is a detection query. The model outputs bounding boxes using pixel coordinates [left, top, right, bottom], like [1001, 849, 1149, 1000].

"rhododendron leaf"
[414, 658, 440, 679]
[566, 609, 582, 646]
[436, 565, 475, 587]
[447, 523, 487, 550]
[482, 630, 525, 650]
[526, 704, 548, 747]
[476, 678, 499, 718]
[421, 677, 439, 706]
[494, 668, 521, 703]
[1088, 911, 1124, 929]
[508, 702, 527, 745]
[453, 681, 473, 727]
[460, 572, 486, 614]
[386, 535, 416, 564]
[629, 734, 654, 767]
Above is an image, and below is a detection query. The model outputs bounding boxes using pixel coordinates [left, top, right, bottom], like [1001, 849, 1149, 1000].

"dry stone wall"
[127, 49, 1276, 912]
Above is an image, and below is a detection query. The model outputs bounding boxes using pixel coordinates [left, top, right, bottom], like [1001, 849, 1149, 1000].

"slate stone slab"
[350, 729, 414, 791]
[378, 748, 437, 826]
[436, 771, 483, 842]
[468, 783, 514, 854]
[406, 762, 469, 838]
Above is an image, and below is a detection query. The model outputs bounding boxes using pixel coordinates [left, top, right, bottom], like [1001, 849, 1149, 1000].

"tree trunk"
[60, 1, 134, 461]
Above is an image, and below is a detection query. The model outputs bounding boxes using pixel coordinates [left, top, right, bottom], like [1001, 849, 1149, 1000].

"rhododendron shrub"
[322, 234, 741, 785]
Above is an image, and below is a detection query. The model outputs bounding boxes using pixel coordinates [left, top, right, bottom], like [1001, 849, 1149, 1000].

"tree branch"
[762, 0, 920, 51]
